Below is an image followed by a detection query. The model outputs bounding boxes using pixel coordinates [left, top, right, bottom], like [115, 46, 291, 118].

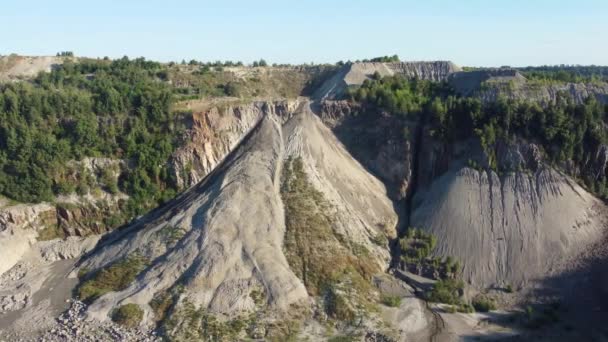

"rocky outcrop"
[0, 196, 126, 278]
[315, 61, 461, 100]
[169, 100, 301, 189]
[0, 55, 65, 82]
[0, 203, 56, 276]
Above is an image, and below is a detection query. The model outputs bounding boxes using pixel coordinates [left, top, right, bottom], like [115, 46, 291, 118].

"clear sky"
[1, 0, 607, 67]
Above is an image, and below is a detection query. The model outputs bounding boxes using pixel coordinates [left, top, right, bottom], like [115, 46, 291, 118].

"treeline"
[0, 57, 184, 218]
[518, 65, 608, 83]
[351, 75, 608, 197]
[174, 59, 270, 68]
[176, 59, 244, 67]
[56, 51, 74, 57]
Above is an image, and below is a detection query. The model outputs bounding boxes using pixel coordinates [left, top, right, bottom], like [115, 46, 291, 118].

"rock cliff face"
[0, 203, 56, 276]
[448, 68, 608, 105]
[474, 81, 608, 105]
[169, 100, 302, 189]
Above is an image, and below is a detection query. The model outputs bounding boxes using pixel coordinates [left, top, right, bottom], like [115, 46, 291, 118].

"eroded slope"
[76, 101, 398, 338]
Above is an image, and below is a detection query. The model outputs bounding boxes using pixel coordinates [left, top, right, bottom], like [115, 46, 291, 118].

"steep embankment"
[412, 166, 606, 288]
[76, 101, 398, 338]
[319, 98, 608, 293]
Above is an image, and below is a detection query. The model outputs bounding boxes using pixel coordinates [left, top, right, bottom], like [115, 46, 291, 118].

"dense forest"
[350, 75, 608, 197]
[0, 57, 185, 218]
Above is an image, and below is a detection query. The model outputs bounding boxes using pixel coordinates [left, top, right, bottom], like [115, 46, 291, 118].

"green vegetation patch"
[37, 224, 65, 241]
[161, 300, 254, 342]
[472, 296, 497, 312]
[76, 254, 149, 303]
[425, 278, 465, 306]
[399, 227, 460, 280]
[112, 303, 144, 328]
[280, 156, 380, 322]
[380, 295, 402, 308]
[156, 225, 187, 246]
[0, 57, 185, 218]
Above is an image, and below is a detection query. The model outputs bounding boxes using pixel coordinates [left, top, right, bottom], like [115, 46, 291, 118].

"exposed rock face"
[474, 82, 608, 105]
[315, 61, 461, 100]
[447, 68, 608, 105]
[0, 203, 56, 276]
[319, 101, 414, 201]
[169, 100, 301, 189]
[0, 55, 65, 82]
[386, 61, 461, 82]
[590, 144, 608, 181]
[79, 101, 397, 327]
[0, 194, 126, 278]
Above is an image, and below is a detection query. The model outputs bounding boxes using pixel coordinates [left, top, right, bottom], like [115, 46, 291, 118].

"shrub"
[426, 279, 464, 305]
[505, 284, 514, 293]
[472, 296, 497, 312]
[370, 233, 386, 246]
[458, 303, 475, 313]
[381, 295, 402, 307]
[112, 303, 143, 328]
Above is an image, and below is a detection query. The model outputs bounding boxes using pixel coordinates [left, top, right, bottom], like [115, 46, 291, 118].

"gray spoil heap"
[448, 68, 527, 95]
[79, 101, 397, 326]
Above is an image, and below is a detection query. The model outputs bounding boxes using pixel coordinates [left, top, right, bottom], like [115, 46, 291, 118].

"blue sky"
[1, 0, 607, 67]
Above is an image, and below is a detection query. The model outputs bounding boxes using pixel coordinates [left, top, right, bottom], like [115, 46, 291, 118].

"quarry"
[1, 55, 608, 341]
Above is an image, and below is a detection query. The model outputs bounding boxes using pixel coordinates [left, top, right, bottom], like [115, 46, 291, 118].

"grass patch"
[112, 303, 143, 328]
[381, 295, 402, 307]
[76, 254, 149, 303]
[150, 291, 176, 322]
[280, 156, 379, 322]
[37, 224, 65, 241]
[156, 225, 187, 246]
[162, 300, 253, 341]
